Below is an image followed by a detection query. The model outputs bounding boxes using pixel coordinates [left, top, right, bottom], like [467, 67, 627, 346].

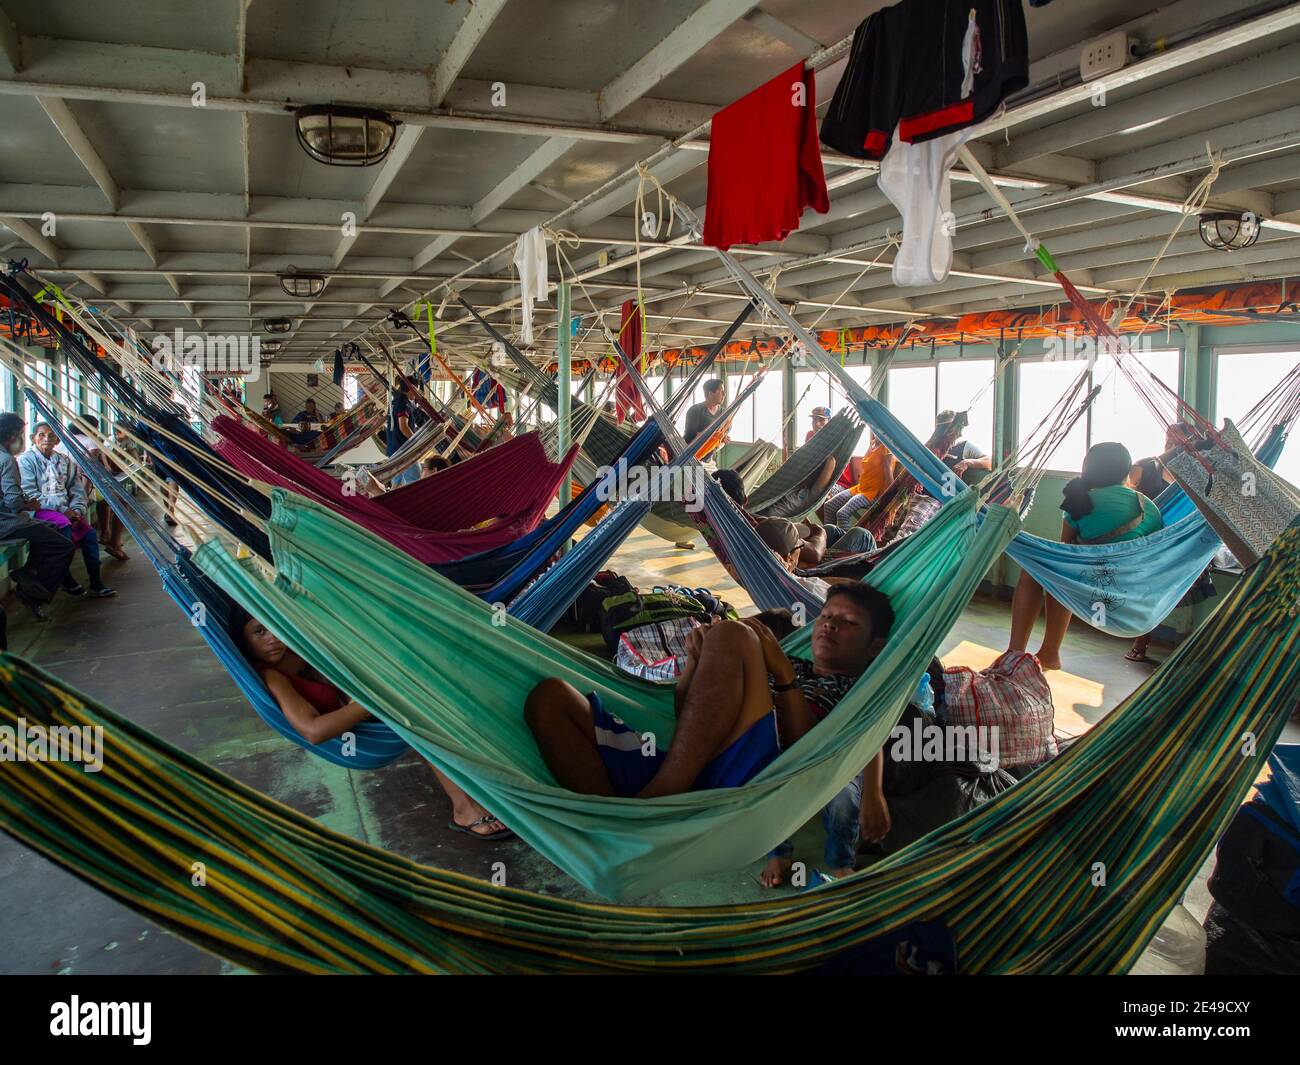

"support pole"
[556, 281, 573, 548]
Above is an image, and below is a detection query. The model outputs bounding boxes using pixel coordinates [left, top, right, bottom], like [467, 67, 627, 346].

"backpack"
[569, 571, 634, 633]
[599, 586, 734, 652]
[940, 650, 1057, 770]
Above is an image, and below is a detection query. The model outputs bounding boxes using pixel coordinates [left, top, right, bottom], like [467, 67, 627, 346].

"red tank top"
[261, 668, 343, 714]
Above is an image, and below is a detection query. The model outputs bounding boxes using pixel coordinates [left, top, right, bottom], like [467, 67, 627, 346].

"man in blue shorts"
[524, 584, 892, 798]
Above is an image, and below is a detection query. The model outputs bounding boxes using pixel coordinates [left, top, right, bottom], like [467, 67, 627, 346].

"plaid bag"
[615, 617, 701, 682]
[941, 650, 1057, 769]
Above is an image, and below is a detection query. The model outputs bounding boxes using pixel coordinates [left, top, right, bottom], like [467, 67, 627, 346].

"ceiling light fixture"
[294, 104, 398, 167]
[279, 270, 327, 298]
[262, 317, 292, 334]
[1198, 210, 1261, 251]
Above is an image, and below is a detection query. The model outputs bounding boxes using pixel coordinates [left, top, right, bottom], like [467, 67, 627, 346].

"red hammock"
[210, 415, 578, 563]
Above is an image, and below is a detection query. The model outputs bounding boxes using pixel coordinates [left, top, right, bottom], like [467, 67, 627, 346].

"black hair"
[0, 411, 24, 450]
[1061, 441, 1133, 520]
[703, 378, 724, 393]
[824, 583, 894, 642]
[227, 603, 254, 652]
[422, 454, 451, 472]
[753, 608, 796, 639]
[711, 468, 747, 506]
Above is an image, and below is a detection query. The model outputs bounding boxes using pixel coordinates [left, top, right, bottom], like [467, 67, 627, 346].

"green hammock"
[1, 514, 1297, 973]
[188, 485, 1013, 899]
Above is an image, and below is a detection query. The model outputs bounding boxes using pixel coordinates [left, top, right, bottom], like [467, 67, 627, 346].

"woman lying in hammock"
[525, 584, 892, 798]
[232, 607, 513, 840]
[1008, 441, 1165, 671]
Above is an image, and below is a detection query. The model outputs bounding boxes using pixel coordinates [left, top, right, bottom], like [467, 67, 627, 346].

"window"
[759, 370, 788, 445]
[718, 363, 774, 443]
[23, 358, 51, 429]
[1018, 359, 1089, 472]
[888, 359, 996, 455]
[1215, 349, 1300, 488]
[1017, 349, 1180, 472]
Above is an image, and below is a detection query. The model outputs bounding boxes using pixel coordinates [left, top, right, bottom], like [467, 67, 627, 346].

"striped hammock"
[1, 512, 1297, 972]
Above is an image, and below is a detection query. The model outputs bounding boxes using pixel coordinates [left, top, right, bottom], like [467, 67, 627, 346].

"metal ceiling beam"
[743, 10, 824, 54]
[998, 39, 1300, 168]
[34, 96, 119, 208]
[597, 0, 758, 121]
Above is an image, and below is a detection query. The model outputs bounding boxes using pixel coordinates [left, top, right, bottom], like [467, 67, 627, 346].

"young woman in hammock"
[233, 608, 513, 840]
[524, 584, 892, 799]
[1008, 441, 1164, 671]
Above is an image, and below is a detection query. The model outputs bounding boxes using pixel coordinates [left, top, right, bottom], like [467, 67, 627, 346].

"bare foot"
[826, 866, 855, 879]
[1036, 652, 1062, 671]
[760, 855, 793, 888]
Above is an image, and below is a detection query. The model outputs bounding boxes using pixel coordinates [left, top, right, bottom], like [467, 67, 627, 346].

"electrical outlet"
[1079, 30, 1134, 81]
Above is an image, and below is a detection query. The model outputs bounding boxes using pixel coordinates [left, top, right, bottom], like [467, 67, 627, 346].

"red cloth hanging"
[703, 63, 829, 250]
[615, 300, 645, 425]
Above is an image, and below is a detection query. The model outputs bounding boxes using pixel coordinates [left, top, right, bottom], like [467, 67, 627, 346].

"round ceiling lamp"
[278, 270, 327, 298]
[1198, 210, 1261, 251]
[294, 104, 398, 167]
[262, 317, 292, 334]
[260, 338, 285, 357]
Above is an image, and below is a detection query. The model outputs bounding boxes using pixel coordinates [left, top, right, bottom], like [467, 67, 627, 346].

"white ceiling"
[1, 0, 1298, 365]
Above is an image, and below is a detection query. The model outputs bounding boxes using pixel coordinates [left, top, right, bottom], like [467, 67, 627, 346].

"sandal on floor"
[448, 815, 515, 841]
[105, 545, 130, 561]
[1124, 649, 1152, 663]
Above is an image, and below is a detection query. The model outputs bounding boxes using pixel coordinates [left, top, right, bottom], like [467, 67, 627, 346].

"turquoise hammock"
[1, 511, 1298, 971]
[194, 485, 1016, 900]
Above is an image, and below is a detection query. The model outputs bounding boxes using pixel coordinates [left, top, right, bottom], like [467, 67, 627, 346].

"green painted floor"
[2, 519, 1291, 974]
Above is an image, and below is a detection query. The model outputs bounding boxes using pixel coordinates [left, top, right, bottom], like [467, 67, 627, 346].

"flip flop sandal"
[1124, 650, 1153, 663]
[448, 815, 515, 841]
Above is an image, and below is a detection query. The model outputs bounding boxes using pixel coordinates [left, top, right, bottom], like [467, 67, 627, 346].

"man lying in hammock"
[232, 607, 513, 840]
[525, 584, 892, 798]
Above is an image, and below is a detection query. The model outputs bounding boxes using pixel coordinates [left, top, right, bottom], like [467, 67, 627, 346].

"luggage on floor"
[940, 649, 1057, 769]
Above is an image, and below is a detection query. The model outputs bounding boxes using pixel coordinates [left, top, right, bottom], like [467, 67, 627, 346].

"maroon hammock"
[211, 415, 578, 563]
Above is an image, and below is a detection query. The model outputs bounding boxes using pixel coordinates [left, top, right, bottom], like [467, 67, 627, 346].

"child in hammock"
[1007, 441, 1164, 670]
[524, 584, 892, 799]
[232, 607, 514, 841]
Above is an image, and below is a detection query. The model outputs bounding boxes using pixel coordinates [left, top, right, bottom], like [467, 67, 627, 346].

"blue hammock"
[28, 391, 409, 770]
[849, 393, 1291, 637]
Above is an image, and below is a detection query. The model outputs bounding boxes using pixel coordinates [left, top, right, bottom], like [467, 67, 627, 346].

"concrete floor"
[1, 518, 1294, 974]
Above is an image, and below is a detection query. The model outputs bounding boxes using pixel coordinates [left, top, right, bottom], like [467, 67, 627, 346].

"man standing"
[0, 413, 75, 621]
[386, 379, 428, 486]
[683, 378, 728, 446]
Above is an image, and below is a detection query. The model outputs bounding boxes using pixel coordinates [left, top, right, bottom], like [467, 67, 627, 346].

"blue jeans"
[825, 525, 876, 555]
[770, 773, 863, 871]
[390, 463, 421, 486]
[57, 524, 104, 590]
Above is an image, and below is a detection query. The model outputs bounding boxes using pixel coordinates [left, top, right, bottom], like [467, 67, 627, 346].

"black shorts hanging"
[820, 0, 1029, 161]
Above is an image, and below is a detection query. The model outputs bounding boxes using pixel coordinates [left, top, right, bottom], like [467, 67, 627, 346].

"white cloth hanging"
[513, 226, 548, 345]
[878, 125, 972, 287]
